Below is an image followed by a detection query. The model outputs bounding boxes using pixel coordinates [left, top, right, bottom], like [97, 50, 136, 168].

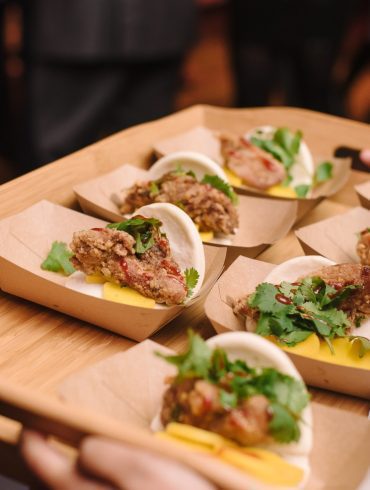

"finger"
[79, 437, 216, 490]
[19, 429, 113, 490]
[360, 149, 370, 167]
[19, 429, 75, 487]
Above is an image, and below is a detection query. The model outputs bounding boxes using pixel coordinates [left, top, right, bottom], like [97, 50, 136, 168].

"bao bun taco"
[119, 151, 239, 238]
[64, 203, 205, 306]
[233, 255, 370, 350]
[155, 331, 312, 487]
[221, 125, 331, 199]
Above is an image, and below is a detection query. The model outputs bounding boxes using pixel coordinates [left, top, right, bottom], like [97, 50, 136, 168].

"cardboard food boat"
[295, 206, 370, 262]
[154, 125, 351, 221]
[355, 180, 370, 209]
[57, 337, 370, 490]
[204, 255, 370, 399]
[0, 200, 225, 341]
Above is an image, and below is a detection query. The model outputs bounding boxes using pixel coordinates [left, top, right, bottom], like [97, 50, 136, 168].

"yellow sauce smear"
[85, 274, 106, 284]
[199, 231, 214, 242]
[265, 184, 297, 198]
[267, 334, 370, 369]
[85, 274, 155, 308]
[223, 166, 243, 187]
[194, 224, 214, 242]
[156, 423, 303, 486]
[103, 283, 155, 308]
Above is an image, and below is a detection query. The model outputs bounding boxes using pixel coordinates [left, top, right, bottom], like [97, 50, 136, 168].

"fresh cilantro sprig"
[293, 162, 334, 198]
[248, 277, 360, 353]
[294, 184, 311, 198]
[251, 127, 302, 172]
[158, 330, 212, 380]
[201, 174, 239, 205]
[314, 161, 333, 184]
[250, 127, 334, 198]
[158, 331, 309, 444]
[184, 267, 199, 298]
[41, 241, 75, 276]
[107, 217, 161, 254]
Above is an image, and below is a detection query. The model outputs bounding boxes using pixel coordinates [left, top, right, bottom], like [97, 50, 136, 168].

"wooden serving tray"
[0, 105, 369, 486]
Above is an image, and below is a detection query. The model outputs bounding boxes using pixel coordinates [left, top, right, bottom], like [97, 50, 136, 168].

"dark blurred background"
[0, 0, 369, 184]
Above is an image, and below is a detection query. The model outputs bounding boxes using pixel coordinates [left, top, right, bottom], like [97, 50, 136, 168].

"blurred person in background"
[229, 0, 363, 113]
[338, 0, 370, 122]
[19, 0, 196, 171]
[0, 0, 10, 160]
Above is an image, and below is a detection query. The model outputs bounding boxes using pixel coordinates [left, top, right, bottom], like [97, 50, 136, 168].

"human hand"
[19, 429, 216, 490]
[360, 149, 370, 167]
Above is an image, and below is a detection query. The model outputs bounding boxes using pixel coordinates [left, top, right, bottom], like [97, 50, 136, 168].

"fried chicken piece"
[120, 172, 238, 235]
[233, 295, 259, 331]
[357, 229, 370, 265]
[70, 227, 187, 305]
[161, 377, 271, 446]
[220, 134, 286, 190]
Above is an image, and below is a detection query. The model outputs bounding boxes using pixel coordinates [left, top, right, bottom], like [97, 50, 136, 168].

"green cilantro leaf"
[156, 330, 211, 380]
[201, 175, 238, 205]
[251, 136, 293, 169]
[274, 128, 302, 157]
[184, 268, 199, 298]
[248, 283, 295, 315]
[248, 283, 278, 312]
[250, 128, 302, 174]
[281, 330, 313, 345]
[294, 184, 311, 198]
[107, 217, 161, 254]
[41, 241, 75, 276]
[259, 369, 309, 415]
[269, 402, 301, 443]
[314, 161, 333, 184]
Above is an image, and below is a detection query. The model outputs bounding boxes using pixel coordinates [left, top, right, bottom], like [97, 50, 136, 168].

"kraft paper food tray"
[295, 206, 370, 262]
[355, 180, 370, 209]
[154, 126, 351, 219]
[73, 163, 298, 265]
[0, 200, 226, 342]
[204, 256, 370, 399]
[58, 339, 370, 490]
